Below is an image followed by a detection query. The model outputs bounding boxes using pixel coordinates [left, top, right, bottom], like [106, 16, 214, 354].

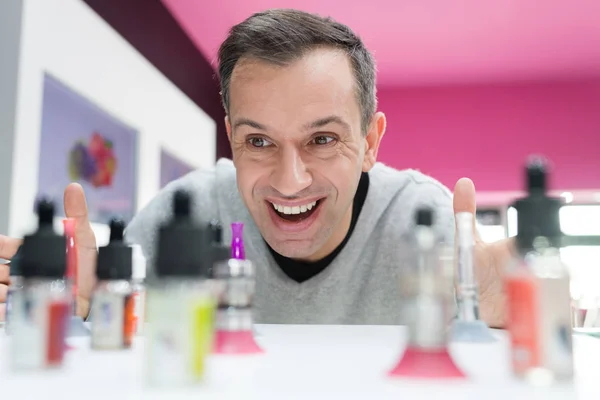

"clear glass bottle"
[213, 257, 255, 333]
[91, 280, 134, 349]
[399, 211, 455, 350]
[210, 222, 262, 354]
[450, 212, 495, 343]
[91, 219, 135, 350]
[390, 207, 464, 378]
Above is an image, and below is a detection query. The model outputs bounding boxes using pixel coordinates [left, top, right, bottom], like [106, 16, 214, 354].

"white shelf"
[1, 324, 599, 399]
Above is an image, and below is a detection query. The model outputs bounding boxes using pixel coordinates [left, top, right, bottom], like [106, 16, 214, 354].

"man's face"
[226, 48, 383, 261]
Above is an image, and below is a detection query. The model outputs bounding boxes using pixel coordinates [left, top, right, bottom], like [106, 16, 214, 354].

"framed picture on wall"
[160, 148, 195, 189]
[36, 74, 137, 223]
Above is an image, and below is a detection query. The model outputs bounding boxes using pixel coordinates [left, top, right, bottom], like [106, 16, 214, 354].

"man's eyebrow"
[303, 115, 351, 131]
[233, 118, 267, 131]
[232, 115, 351, 132]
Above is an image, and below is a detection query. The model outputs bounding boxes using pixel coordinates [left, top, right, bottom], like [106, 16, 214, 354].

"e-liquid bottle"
[505, 156, 573, 383]
[4, 245, 24, 334]
[389, 207, 464, 379]
[450, 212, 496, 343]
[145, 190, 215, 387]
[91, 218, 135, 350]
[212, 222, 263, 354]
[9, 199, 71, 370]
[130, 244, 146, 336]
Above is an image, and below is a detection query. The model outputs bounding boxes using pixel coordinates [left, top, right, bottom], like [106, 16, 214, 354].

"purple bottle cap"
[231, 222, 245, 260]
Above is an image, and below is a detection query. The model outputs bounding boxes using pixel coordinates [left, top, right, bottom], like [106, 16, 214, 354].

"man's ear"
[225, 115, 232, 143]
[362, 112, 386, 172]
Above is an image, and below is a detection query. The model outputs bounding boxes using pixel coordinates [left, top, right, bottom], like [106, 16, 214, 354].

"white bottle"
[130, 244, 147, 335]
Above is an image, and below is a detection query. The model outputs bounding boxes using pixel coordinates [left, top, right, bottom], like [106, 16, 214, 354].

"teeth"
[271, 201, 317, 215]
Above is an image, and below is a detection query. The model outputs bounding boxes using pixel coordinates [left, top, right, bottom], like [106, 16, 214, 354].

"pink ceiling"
[162, 0, 600, 86]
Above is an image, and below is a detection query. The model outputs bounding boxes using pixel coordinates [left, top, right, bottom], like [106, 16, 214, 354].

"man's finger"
[64, 182, 97, 250]
[0, 264, 9, 284]
[453, 178, 476, 215]
[0, 303, 5, 322]
[0, 236, 21, 260]
[0, 284, 7, 303]
[453, 177, 481, 240]
[64, 183, 90, 223]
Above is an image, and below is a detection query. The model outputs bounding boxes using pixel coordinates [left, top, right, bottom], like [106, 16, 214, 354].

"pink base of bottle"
[213, 330, 264, 355]
[388, 347, 466, 379]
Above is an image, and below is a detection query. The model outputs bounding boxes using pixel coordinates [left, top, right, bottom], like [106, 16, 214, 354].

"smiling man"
[0, 9, 510, 326]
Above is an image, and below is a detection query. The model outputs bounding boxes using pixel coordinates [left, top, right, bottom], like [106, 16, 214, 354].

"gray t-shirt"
[125, 158, 455, 325]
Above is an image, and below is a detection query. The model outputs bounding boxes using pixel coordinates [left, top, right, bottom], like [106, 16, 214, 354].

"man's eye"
[312, 135, 335, 145]
[248, 137, 272, 148]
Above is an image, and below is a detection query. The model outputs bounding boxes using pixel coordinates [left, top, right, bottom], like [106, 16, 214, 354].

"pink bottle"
[388, 208, 465, 379]
[62, 218, 90, 339]
[63, 218, 78, 306]
[212, 222, 263, 355]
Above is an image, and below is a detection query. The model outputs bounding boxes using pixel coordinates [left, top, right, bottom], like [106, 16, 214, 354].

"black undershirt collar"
[267, 172, 370, 283]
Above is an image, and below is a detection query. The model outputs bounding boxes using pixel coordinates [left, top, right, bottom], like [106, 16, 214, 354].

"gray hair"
[218, 9, 377, 135]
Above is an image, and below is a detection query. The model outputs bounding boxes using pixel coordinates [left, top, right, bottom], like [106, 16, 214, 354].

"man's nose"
[269, 147, 312, 197]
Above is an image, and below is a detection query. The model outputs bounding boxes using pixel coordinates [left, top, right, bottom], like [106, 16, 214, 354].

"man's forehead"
[228, 48, 361, 129]
[230, 48, 354, 88]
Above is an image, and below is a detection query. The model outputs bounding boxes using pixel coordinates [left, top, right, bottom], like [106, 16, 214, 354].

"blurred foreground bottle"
[388, 207, 465, 379]
[144, 190, 215, 387]
[505, 156, 573, 384]
[10, 199, 70, 370]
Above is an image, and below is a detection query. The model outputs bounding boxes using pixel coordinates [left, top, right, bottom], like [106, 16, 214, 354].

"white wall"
[9, 0, 217, 244]
[0, 0, 24, 236]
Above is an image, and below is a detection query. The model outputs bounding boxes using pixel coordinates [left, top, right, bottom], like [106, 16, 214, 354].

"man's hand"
[0, 183, 97, 322]
[63, 183, 98, 319]
[0, 236, 22, 321]
[453, 178, 515, 328]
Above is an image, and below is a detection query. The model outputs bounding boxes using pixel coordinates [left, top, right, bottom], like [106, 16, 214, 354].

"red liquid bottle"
[10, 198, 71, 370]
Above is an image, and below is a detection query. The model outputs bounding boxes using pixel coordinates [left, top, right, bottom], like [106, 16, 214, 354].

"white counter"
[1, 325, 599, 399]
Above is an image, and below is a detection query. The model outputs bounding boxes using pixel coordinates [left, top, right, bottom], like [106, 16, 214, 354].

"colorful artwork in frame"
[37, 74, 137, 223]
[160, 148, 195, 189]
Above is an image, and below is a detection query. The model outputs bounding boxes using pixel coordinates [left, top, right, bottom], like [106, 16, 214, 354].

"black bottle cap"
[208, 220, 231, 278]
[96, 218, 132, 280]
[9, 245, 23, 276]
[512, 156, 563, 253]
[21, 198, 66, 278]
[416, 207, 434, 227]
[155, 190, 205, 277]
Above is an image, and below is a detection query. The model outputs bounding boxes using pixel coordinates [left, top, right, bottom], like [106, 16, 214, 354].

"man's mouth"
[269, 199, 322, 222]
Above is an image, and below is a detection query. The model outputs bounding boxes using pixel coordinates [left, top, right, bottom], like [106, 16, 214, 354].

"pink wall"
[377, 80, 600, 194]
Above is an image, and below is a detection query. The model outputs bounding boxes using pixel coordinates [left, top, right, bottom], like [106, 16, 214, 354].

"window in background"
[507, 204, 600, 326]
[560, 205, 600, 236]
[476, 208, 507, 243]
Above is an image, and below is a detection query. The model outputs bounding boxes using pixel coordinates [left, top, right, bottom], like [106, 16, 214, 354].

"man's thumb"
[64, 183, 89, 222]
[453, 177, 479, 233]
